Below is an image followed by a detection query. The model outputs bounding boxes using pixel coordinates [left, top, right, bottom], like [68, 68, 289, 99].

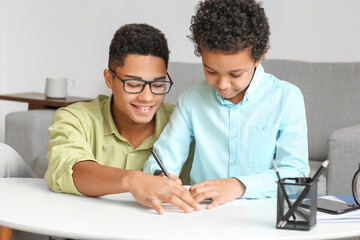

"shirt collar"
[153, 105, 168, 140]
[245, 64, 264, 101]
[103, 95, 117, 136]
[215, 64, 264, 105]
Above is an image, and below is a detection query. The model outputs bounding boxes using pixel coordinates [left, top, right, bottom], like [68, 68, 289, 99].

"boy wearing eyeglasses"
[45, 23, 201, 215]
[144, 0, 310, 208]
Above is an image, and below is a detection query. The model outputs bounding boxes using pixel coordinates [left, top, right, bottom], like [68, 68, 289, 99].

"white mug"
[45, 77, 75, 98]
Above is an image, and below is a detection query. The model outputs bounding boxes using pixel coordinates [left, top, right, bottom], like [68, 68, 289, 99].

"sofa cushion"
[5, 109, 55, 169]
[34, 152, 49, 178]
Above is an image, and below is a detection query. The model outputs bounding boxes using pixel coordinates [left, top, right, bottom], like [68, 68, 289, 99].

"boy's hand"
[189, 178, 246, 209]
[159, 172, 182, 186]
[129, 171, 201, 214]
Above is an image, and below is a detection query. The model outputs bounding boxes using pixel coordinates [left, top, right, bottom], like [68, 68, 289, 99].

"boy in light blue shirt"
[144, 0, 309, 209]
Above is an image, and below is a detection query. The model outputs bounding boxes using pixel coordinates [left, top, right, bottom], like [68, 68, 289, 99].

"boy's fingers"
[207, 199, 221, 209]
[160, 173, 169, 179]
[160, 173, 182, 185]
[169, 173, 182, 185]
[193, 192, 209, 203]
[174, 187, 202, 211]
[165, 195, 196, 213]
[151, 199, 165, 215]
[150, 184, 201, 213]
[190, 187, 214, 203]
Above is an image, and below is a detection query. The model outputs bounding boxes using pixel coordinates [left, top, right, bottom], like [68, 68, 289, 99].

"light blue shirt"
[143, 64, 309, 199]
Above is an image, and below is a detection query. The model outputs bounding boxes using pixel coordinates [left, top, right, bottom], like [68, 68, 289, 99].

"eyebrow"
[203, 63, 247, 73]
[203, 64, 216, 71]
[124, 75, 166, 81]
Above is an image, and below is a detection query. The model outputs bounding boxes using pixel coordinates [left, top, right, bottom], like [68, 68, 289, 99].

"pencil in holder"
[276, 177, 317, 231]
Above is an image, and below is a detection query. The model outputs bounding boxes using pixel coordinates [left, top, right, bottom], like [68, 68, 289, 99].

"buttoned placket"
[125, 151, 136, 169]
[228, 105, 241, 177]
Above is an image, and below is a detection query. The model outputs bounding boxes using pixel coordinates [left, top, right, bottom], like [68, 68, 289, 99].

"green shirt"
[45, 95, 175, 195]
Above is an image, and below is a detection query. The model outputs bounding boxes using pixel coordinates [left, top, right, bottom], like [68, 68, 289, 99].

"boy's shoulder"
[54, 95, 110, 122]
[262, 71, 302, 95]
[59, 95, 107, 112]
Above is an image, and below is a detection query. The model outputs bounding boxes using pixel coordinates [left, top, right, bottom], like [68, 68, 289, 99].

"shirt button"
[232, 108, 237, 112]
[231, 161, 236, 166]
[129, 153, 135, 157]
[231, 135, 236, 140]
[262, 125, 268, 131]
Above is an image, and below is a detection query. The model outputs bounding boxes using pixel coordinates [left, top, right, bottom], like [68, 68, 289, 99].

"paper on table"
[155, 191, 247, 213]
[317, 196, 360, 223]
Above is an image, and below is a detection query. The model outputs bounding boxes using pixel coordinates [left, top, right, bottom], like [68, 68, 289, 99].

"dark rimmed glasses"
[108, 69, 173, 95]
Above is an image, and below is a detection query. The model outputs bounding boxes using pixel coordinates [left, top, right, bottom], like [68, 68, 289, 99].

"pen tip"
[272, 160, 278, 170]
[322, 160, 329, 168]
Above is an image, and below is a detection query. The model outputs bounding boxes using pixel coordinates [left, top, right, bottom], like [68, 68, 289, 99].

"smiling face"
[104, 54, 166, 130]
[201, 48, 262, 105]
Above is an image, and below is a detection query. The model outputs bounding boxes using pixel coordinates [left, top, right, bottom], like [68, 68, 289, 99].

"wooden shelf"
[0, 92, 92, 110]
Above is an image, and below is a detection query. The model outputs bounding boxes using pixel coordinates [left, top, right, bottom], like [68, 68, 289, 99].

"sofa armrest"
[5, 110, 56, 172]
[327, 123, 360, 195]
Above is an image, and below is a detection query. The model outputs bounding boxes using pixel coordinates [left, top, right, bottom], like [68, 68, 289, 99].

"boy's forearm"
[72, 161, 139, 196]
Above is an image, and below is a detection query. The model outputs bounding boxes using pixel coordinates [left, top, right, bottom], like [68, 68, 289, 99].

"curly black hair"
[189, 0, 270, 62]
[108, 23, 170, 70]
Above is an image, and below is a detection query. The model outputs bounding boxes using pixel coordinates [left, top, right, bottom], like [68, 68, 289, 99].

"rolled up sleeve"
[45, 108, 98, 195]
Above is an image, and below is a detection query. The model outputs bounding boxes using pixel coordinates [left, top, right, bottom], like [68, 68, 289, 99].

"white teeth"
[136, 105, 151, 110]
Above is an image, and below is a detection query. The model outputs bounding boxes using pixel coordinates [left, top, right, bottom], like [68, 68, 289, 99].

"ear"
[255, 48, 268, 67]
[104, 69, 113, 89]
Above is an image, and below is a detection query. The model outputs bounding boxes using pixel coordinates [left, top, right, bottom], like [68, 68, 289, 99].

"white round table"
[0, 178, 359, 240]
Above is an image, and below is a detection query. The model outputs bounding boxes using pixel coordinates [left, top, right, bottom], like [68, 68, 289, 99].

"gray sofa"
[5, 59, 360, 195]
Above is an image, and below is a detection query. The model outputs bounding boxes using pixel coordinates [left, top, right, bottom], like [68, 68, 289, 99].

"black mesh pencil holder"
[276, 177, 317, 231]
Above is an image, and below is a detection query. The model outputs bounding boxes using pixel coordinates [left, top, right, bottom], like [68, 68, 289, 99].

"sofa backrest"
[166, 62, 205, 104]
[167, 60, 360, 162]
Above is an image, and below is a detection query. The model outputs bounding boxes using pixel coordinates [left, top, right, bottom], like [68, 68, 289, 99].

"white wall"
[0, 0, 8, 141]
[1, 0, 359, 142]
[264, 0, 360, 62]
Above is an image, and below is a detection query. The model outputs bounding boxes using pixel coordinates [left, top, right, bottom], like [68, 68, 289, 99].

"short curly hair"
[189, 0, 270, 62]
[108, 23, 170, 70]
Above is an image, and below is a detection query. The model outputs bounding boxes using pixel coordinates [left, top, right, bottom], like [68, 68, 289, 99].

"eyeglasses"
[108, 69, 173, 95]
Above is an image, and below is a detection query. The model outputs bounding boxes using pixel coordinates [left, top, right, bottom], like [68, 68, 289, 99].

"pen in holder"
[276, 177, 317, 231]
